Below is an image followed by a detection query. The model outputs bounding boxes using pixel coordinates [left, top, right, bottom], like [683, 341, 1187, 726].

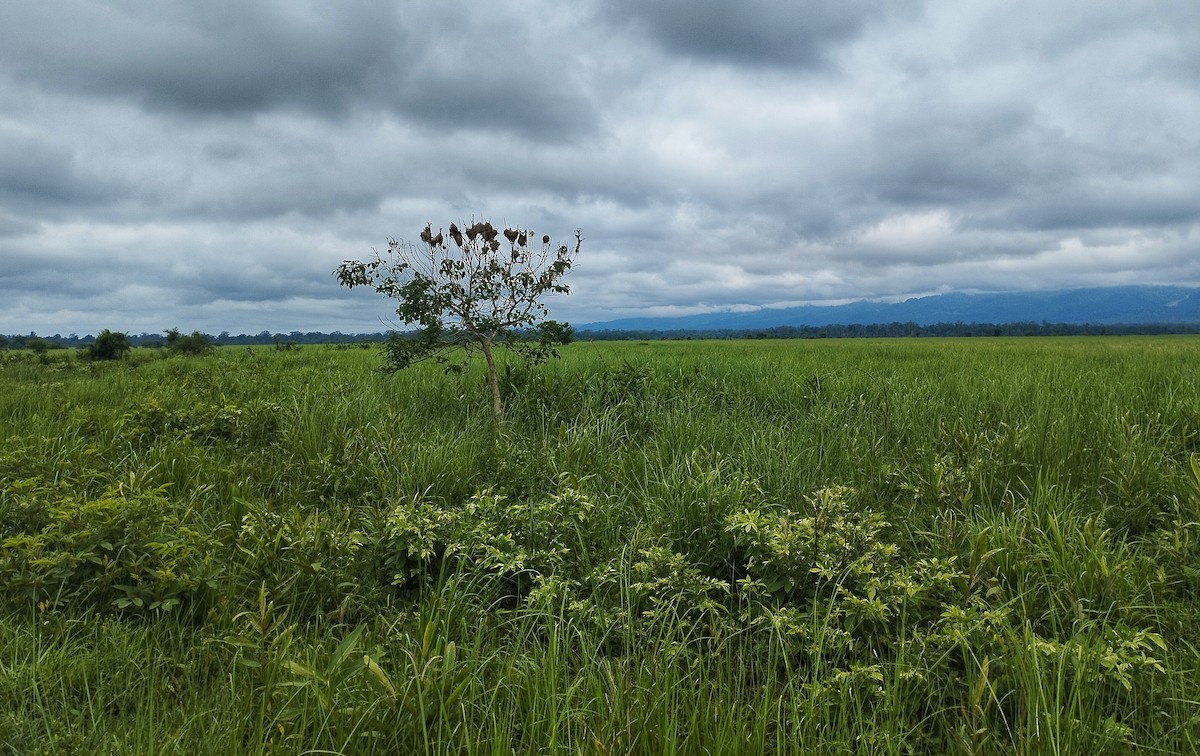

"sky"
[1, 0, 1198, 336]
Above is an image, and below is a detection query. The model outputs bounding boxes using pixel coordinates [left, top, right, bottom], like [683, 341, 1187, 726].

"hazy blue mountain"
[579, 286, 1200, 331]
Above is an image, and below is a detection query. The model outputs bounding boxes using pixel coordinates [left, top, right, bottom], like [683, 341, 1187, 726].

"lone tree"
[335, 220, 581, 420]
[83, 329, 131, 361]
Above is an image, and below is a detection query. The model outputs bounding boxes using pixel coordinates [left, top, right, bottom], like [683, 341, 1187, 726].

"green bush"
[385, 485, 595, 595]
[82, 329, 131, 361]
[165, 328, 213, 356]
[122, 396, 281, 446]
[724, 486, 899, 603]
[0, 484, 222, 613]
[27, 338, 52, 355]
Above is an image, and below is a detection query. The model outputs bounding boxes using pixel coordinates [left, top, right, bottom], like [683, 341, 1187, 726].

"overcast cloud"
[1, 0, 1197, 335]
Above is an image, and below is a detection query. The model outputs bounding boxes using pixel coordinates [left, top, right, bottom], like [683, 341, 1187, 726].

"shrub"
[384, 485, 595, 596]
[82, 329, 131, 361]
[723, 486, 899, 604]
[122, 397, 282, 447]
[165, 328, 213, 356]
[0, 484, 222, 613]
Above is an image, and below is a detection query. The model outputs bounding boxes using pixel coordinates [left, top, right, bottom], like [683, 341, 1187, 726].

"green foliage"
[628, 545, 731, 635]
[725, 486, 899, 603]
[335, 220, 581, 419]
[532, 318, 573, 349]
[234, 501, 384, 619]
[83, 329, 131, 361]
[384, 484, 595, 596]
[164, 327, 214, 356]
[0, 483, 222, 613]
[27, 337, 52, 355]
[721, 485, 972, 674]
[122, 396, 281, 446]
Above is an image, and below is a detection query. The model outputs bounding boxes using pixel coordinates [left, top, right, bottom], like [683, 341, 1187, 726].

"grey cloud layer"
[0, 1, 598, 138]
[0, 0, 1197, 335]
[604, 0, 918, 69]
[0, 2, 398, 113]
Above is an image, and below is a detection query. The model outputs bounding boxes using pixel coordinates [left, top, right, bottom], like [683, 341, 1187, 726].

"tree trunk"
[480, 337, 504, 422]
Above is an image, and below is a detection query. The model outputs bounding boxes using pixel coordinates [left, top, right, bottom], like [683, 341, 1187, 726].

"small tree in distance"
[165, 328, 213, 356]
[335, 220, 581, 421]
[83, 329, 131, 361]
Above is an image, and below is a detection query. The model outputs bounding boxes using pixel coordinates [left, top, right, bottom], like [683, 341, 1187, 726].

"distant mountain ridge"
[578, 286, 1200, 332]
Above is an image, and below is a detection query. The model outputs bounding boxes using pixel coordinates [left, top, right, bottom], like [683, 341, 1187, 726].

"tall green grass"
[2, 336, 1199, 753]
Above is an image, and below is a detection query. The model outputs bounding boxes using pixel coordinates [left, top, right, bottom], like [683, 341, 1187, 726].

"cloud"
[603, 0, 917, 69]
[0, 0, 601, 142]
[0, 121, 114, 210]
[0, 1, 399, 115]
[0, 0, 1197, 334]
[384, 2, 602, 141]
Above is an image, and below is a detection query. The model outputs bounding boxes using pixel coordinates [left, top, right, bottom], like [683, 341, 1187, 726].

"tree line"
[0, 330, 392, 351]
[5, 320, 1198, 354]
[576, 320, 1200, 341]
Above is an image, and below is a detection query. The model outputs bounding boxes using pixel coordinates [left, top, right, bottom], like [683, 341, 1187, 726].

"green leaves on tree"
[334, 220, 581, 420]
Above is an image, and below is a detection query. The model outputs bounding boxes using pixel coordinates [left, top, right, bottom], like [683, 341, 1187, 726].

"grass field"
[2, 336, 1199, 754]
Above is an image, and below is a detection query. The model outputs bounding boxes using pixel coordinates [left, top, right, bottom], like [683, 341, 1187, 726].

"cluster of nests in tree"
[421, 222, 551, 251]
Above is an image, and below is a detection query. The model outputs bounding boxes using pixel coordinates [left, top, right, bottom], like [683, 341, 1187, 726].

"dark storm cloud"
[604, 0, 913, 69]
[0, 124, 113, 208]
[0, 1, 399, 115]
[861, 102, 1044, 206]
[0, 1, 598, 142]
[385, 3, 601, 141]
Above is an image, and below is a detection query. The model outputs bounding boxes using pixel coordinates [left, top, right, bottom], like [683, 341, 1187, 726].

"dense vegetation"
[2, 337, 1199, 753]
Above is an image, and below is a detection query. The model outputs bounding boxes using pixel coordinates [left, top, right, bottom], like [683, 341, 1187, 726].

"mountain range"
[578, 286, 1200, 332]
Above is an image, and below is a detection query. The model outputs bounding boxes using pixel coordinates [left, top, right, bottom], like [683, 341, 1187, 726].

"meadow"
[2, 336, 1199, 754]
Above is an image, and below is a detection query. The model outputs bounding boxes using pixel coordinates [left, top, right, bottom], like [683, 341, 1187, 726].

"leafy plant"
[0, 484, 222, 613]
[724, 486, 898, 603]
[122, 396, 281, 447]
[384, 485, 595, 598]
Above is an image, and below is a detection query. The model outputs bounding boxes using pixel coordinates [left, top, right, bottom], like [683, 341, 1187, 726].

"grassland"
[2, 336, 1199, 754]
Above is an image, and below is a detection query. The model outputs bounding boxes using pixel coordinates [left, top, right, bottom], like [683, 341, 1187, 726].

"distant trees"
[83, 329, 131, 361]
[335, 220, 581, 421]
